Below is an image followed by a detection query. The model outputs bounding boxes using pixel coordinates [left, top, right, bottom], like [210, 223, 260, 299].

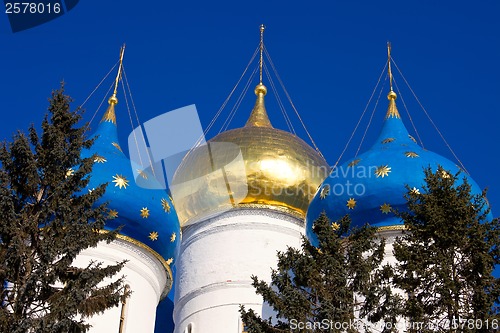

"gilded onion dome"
[172, 83, 330, 226]
[306, 89, 491, 243]
[81, 96, 180, 273]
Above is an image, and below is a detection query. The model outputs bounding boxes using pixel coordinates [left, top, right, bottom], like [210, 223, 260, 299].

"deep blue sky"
[1, 1, 499, 215]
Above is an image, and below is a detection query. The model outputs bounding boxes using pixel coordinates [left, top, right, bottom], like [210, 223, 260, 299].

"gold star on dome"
[149, 231, 158, 241]
[166, 257, 173, 265]
[112, 174, 129, 189]
[331, 222, 340, 231]
[137, 169, 148, 180]
[111, 142, 122, 152]
[140, 207, 150, 219]
[441, 170, 451, 179]
[170, 232, 176, 243]
[382, 138, 395, 144]
[411, 187, 421, 195]
[94, 155, 107, 163]
[380, 203, 392, 214]
[161, 198, 171, 213]
[347, 198, 357, 209]
[65, 168, 74, 178]
[108, 209, 118, 219]
[408, 135, 417, 143]
[320, 185, 330, 199]
[405, 151, 419, 158]
[348, 159, 361, 167]
[375, 165, 392, 178]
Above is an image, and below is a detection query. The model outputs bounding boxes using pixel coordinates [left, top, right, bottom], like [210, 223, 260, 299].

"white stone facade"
[73, 237, 171, 333]
[173, 208, 305, 333]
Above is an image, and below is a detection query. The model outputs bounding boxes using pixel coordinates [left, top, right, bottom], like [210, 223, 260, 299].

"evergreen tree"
[241, 213, 401, 333]
[0, 85, 128, 333]
[393, 166, 500, 332]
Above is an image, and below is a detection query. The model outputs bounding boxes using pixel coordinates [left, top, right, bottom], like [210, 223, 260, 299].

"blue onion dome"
[306, 89, 490, 242]
[81, 96, 180, 269]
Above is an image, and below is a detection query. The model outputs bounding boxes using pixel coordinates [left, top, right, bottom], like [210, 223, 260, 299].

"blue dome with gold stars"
[306, 90, 490, 243]
[81, 96, 180, 266]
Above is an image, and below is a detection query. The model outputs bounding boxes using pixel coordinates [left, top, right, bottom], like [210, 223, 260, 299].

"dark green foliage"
[0, 85, 127, 333]
[393, 166, 500, 332]
[241, 212, 400, 333]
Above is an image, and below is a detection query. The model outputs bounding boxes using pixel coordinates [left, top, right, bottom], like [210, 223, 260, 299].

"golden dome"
[172, 84, 329, 227]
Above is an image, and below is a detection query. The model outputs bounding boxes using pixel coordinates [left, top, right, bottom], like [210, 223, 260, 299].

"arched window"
[185, 323, 194, 333]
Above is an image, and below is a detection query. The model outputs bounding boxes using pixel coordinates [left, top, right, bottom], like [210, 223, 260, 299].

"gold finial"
[245, 25, 271, 128]
[245, 83, 272, 127]
[385, 42, 400, 118]
[111, 44, 126, 104]
[259, 24, 265, 84]
[386, 42, 397, 101]
[101, 44, 126, 124]
[387, 41, 394, 94]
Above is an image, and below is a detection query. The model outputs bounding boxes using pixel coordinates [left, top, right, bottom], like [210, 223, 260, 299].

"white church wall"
[174, 208, 304, 333]
[73, 238, 170, 333]
[354, 228, 408, 332]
